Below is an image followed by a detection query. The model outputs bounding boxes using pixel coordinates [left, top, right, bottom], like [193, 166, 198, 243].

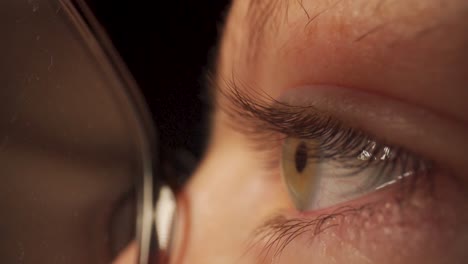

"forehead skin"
[217, 0, 468, 123]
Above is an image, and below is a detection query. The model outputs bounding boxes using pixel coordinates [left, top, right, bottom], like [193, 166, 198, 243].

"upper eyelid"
[217, 77, 425, 172]
[215, 77, 468, 177]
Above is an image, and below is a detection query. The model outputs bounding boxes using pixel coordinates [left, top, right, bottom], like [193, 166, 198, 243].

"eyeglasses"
[0, 0, 175, 263]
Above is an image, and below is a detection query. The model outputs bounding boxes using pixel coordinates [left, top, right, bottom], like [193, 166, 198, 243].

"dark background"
[86, 0, 230, 163]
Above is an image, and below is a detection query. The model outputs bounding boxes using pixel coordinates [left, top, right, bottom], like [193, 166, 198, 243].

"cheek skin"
[252, 173, 468, 264]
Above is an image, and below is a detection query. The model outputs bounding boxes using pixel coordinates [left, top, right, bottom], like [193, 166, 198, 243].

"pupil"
[295, 142, 308, 173]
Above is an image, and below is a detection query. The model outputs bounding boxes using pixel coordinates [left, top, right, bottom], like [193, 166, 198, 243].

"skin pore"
[115, 0, 468, 263]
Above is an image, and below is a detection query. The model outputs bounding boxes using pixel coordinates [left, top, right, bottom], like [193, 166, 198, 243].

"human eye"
[220, 81, 432, 210]
[214, 78, 467, 262]
[281, 125, 428, 211]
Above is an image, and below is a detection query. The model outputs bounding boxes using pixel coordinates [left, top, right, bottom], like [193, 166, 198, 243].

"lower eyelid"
[248, 202, 387, 262]
[248, 174, 444, 261]
[222, 81, 464, 259]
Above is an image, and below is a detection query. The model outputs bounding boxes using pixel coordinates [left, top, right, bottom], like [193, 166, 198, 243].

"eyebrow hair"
[244, 0, 285, 61]
[203, 0, 286, 99]
[246, 0, 283, 30]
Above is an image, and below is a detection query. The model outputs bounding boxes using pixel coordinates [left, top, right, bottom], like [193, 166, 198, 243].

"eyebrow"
[243, 0, 285, 60]
[203, 0, 286, 101]
[245, 0, 283, 34]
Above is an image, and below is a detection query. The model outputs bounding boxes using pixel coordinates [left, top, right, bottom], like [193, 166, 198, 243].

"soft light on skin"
[175, 0, 468, 263]
[116, 0, 468, 263]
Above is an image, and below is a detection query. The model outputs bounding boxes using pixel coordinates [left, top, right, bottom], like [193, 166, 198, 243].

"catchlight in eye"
[281, 134, 423, 212]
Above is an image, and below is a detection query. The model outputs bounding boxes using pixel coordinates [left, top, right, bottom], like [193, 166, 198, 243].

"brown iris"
[282, 138, 319, 210]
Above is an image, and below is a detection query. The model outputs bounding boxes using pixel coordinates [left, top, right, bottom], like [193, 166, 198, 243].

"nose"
[169, 142, 291, 264]
[170, 159, 252, 264]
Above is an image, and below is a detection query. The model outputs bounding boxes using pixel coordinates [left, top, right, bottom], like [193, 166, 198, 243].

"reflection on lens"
[0, 0, 156, 263]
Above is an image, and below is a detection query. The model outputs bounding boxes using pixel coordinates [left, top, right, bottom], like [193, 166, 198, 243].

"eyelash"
[218, 78, 431, 179]
[215, 77, 435, 261]
[247, 205, 373, 263]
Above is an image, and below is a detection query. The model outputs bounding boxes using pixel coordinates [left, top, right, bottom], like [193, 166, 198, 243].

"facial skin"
[115, 0, 468, 263]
